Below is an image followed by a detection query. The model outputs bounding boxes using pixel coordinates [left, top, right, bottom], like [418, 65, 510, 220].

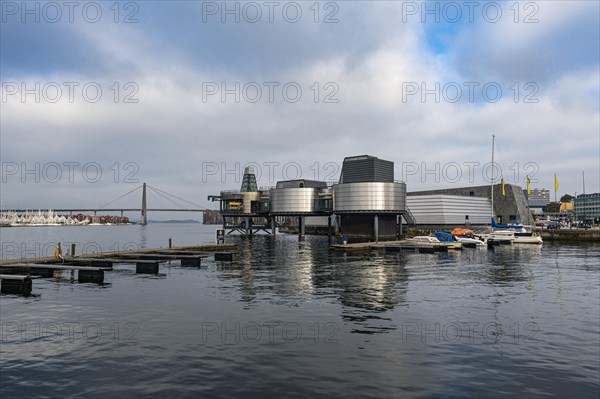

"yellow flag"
[554, 173, 559, 193]
[526, 176, 531, 195]
[501, 178, 506, 196]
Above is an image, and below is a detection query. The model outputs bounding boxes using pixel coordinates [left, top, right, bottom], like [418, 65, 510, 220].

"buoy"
[54, 242, 63, 259]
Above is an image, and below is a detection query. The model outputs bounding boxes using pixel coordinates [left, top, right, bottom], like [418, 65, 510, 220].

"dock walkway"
[330, 240, 462, 253]
[0, 243, 238, 294]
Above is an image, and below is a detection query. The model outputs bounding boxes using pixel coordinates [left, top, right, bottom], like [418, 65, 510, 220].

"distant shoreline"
[0, 220, 201, 227]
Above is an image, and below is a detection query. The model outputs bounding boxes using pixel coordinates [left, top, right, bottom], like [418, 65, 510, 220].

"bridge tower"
[141, 182, 147, 225]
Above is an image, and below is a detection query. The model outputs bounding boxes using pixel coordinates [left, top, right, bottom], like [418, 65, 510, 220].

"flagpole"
[525, 176, 533, 227]
[554, 173, 557, 202]
[491, 135, 495, 223]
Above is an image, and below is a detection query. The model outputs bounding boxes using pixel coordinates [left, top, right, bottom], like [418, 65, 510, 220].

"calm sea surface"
[1, 224, 599, 398]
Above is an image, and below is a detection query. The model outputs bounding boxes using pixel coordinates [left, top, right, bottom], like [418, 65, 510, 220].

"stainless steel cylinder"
[333, 182, 406, 212]
[270, 188, 319, 214]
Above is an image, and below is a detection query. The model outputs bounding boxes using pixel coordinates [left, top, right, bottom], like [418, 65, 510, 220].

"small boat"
[480, 229, 515, 245]
[407, 236, 440, 243]
[451, 228, 486, 248]
[491, 218, 543, 244]
[432, 232, 464, 250]
[405, 235, 461, 251]
[513, 231, 543, 244]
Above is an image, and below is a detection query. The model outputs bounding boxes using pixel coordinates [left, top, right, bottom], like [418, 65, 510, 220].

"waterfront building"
[526, 188, 550, 204]
[408, 183, 531, 225]
[528, 200, 546, 215]
[574, 193, 600, 223]
[406, 195, 491, 226]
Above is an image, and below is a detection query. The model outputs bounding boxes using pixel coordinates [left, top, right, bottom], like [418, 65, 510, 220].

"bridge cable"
[97, 185, 142, 209]
[146, 185, 204, 209]
[147, 187, 186, 209]
[147, 188, 168, 209]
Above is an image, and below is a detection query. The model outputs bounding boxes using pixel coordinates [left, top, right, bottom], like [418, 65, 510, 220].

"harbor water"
[1, 224, 599, 398]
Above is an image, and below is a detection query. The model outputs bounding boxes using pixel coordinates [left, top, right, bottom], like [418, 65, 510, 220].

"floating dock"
[0, 243, 237, 295]
[330, 240, 462, 253]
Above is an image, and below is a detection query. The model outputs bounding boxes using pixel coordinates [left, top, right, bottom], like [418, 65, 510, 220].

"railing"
[403, 207, 416, 225]
[219, 190, 242, 195]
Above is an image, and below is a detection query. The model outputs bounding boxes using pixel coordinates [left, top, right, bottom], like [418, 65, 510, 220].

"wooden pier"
[0, 243, 237, 295]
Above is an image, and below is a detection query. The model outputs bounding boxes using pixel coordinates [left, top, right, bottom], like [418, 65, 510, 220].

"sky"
[1, 0, 599, 219]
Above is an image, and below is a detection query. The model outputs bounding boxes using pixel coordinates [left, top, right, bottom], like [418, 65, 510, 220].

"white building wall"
[406, 195, 492, 225]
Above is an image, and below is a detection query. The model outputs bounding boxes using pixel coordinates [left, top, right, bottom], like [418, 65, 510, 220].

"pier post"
[299, 216, 305, 238]
[71, 243, 76, 257]
[374, 214, 379, 243]
[168, 238, 172, 248]
[141, 182, 148, 225]
[271, 216, 277, 236]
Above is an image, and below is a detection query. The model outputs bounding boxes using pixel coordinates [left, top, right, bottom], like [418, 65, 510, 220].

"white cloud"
[2, 1, 598, 212]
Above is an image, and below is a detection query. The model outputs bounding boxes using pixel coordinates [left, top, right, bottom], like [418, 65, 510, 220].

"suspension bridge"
[8, 183, 207, 225]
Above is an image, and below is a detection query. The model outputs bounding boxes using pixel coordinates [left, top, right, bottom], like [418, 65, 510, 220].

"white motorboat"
[480, 230, 515, 245]
[407, 236, 440, 243]
[513, 231, 543, 244]
[456, 236, 486, 248]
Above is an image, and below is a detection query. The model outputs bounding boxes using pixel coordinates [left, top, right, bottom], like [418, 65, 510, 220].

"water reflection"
[217, 235, 410, 335]
[334, 252, 409, 334]
[139, 224, 148, 249]
[2, 229, 598, 398]
[214, 237, 588, 337]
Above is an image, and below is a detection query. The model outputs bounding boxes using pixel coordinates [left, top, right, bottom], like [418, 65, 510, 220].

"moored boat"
[451, 228, 486, 248]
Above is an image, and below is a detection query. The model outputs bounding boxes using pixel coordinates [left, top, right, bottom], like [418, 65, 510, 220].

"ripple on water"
[1, 229, 598, 398]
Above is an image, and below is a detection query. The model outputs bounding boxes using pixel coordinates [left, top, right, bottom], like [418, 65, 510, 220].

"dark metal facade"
[339, 155, 394, 184]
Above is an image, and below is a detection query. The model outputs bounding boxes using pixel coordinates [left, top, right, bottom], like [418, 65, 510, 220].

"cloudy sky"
[1, 0, 599, 217]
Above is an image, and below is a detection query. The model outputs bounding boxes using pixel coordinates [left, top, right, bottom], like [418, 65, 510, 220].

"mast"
[491, 134, 495, 222]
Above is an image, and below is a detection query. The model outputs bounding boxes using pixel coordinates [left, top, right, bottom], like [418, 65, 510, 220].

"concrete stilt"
[299, 216, 305, 238]
[399, 215, 403, 239]
[374, 214, 379, 243]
